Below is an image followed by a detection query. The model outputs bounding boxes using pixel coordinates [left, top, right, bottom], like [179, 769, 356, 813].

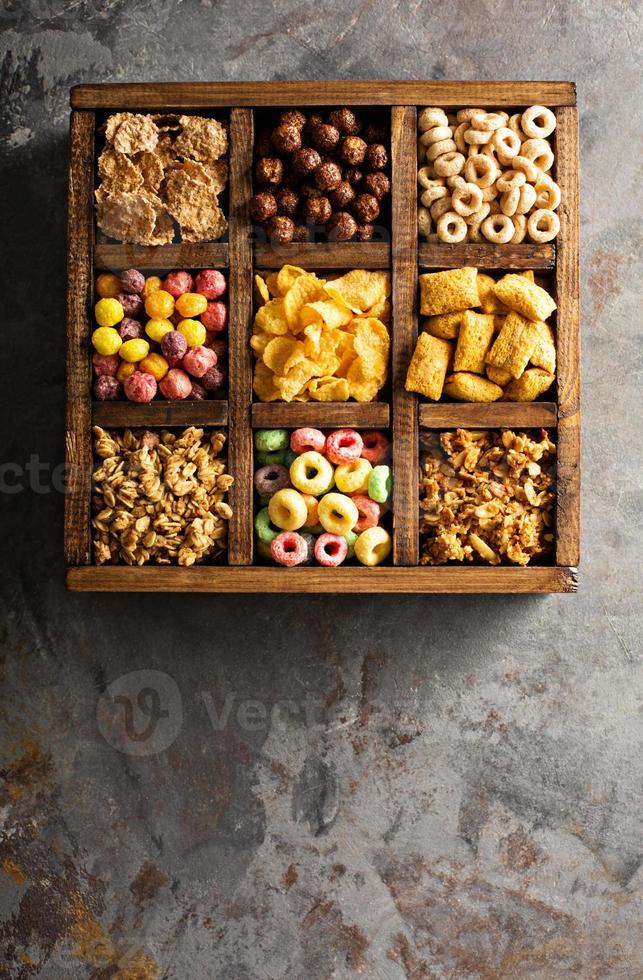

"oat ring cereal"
[466, 200, 490, 226]
[452, 182, 483, 217]
[510, 213, 527, 243]
[463, 154, 497, 188]
[492, 127, 521, 162]
[420, 125, 453, 146]
[472, 111, 505, 132]
[527, 209, 560, 243]
[496, 169, 526, 193]
[426, 138, 457, 161]
[434, 151, 465, 177]
[437, 211, 468, 243]
[516, 182, 537, 215]
[453, 121, 469, 152]
[534, 173, 561, 210]
[500, 187, 520, 217]
[521, 105, 556, 139]
[420, 185, 448, 207]
[511, 155, 539, 182]
[456, 108, 485, 123]
[464, 127, 493, 145]
[521, 138, 554, 172]
[418, 205, 432, 237]
[481, 213, 514, 243]
[417, 166, 441, 189]
[418, 107, 449, 131]
[507, 113, 524, 137]
[431, 197, 452, 221]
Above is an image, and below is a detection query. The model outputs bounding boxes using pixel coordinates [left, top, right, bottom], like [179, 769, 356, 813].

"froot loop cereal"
[96, 112, 228, 244]
[92, 427, 233, 566]
[405, 267, 556, 402]
[253, 428, 392, 567]
[417, 106, 560, 243]
[420, 429, 556, 566]
[252, 267, 390, 402]
[91, 268, 227, 401]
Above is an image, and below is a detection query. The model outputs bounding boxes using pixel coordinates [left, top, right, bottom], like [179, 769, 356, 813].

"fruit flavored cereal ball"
[329, 181, 355, 209]
[275, 188, 299, 217]
[265, 215, 295, 244]
[142, 275, 162, 298]
[365, 144, 388, 170]
[175, 292, 208, 318]
[310, 123, 340, 153]
[304, 196, 332, 226]
[116, 291, 144, 318]
[95, 297, 124, 328]
[314, 161, 342, 192]
[178, 318, 207, 348]
[92, 326, 122, 356]
[363, 172, 390, 199]
[326, 211, 357, 241]
[278, 109, 307, 130]
[201, 364, 226, 392]
[182, 345, 217, 378]
[92, 352, 119, 377]
[95, 272, 121, 299]
[159, 368, 192, 400]
[116, 360, 136, 382]
[119, 317, 145, 341]
[139, 352, 169, 381]
[271, 124, 302, 156]
[163, 270, 194, 298]
[93, 375, 120, 400]
[119, 268, 145, 294]
[161, 329, 188, 363]
[291, 147, 321, 177]
[339, 135, 367, 165]
[144, 289, 174, 320]
[124, 371, 157, 403]
[251, 192, 278, 224]
[195, 269, 226, 299]
[352, 193, 380, 223]
[120, 338, 149, 363]
[329, 108, 360, 135]
[255, 157, 284, 186]
[189, 381, 207, 400]
[145, 318, 174, 343]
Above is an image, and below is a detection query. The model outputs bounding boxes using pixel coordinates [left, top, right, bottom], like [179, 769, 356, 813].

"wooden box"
[65, 81, 579, 593]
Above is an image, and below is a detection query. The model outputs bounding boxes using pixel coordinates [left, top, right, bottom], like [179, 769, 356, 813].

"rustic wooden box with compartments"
[65, 81, 579, 593]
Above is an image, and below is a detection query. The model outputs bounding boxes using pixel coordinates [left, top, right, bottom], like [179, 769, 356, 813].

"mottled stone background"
[1, 1, 641, 977]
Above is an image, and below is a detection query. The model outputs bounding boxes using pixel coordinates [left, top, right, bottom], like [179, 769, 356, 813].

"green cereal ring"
[283, 449, 298, 468]
[255, 537, 274, 561]
[254, 428, 289, 452]
[368, 465, 392, 504]
[308, 522, 325, 536]
[254, 507, 278, 544]
[344, 529, 358, 559]
[256, 449, 287, 466]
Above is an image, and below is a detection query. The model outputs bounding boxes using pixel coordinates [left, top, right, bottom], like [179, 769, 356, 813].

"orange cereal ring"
[527, 209, 560, 243]
[481, 213, 514, 244]
[436, 211, 468, 243]
[521, 105, 556, 139]
[433, 151, 465, 177]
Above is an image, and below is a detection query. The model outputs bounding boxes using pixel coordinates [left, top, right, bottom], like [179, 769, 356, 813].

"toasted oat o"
[405, 333, 452, 400]
[529, 320, 557, 375]
[503, 368, 555, 401]
[443, 372, 503, 402]
[419, 267, 480, 316]
[486, 312, 538, 379]
[453, 311, 495, 374]
[423, 312, 462, 340]
[493, 274, 556, 322]
[486, 364, 513, 387]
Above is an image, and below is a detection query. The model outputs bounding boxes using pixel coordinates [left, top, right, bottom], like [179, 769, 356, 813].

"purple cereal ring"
[314, 532, 348, 566]
[254, 464, 290, 497]
[271, 531, 308, 567]
[325, 428, 363, 465]
[290, 427, 326, 454]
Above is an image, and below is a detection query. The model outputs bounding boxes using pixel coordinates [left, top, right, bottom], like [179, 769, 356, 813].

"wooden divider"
[93, 400, 228, 428]
[252, 402, 390, 429]
[255, 242, 390, 269]
[94, 243, 228, 270]
[391, 106, 419, 565]
[227, 108, 254, 565]
[419, 242, 555, 270]
[419, 402, 557, 431]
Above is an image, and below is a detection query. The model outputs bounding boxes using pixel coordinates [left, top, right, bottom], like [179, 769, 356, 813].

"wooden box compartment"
[66, 82, 579, 593]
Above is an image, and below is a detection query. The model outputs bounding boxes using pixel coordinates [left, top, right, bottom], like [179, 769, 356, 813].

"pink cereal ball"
[190, 381, 207, 400]
[92, 352, 120, 377]
[360, 430, 390, 465]
[116, 291, 144, 318]
[119, 317, 145, 341]
[325, 428, 363, 465]
[182, 345, 217, 378]
[195, 269, 227, 299]
[124, 371, 157, 403]
[201, 301, 228, 333]
[201, 365, 226, 392]
[351, 493, 381, 531]
[271, 531, 308, 567]
[119, 268, 145, 294]
[93, 376, 121, 400]
[163, 270, 194, 298]
[159, 368, 192, 401]
[314, 532, 348, 567]
[290, 427, 326, 454]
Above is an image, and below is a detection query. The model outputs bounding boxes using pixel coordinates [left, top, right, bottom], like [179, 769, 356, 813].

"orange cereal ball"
[95, 297, 124, 328]
[142, 275, 163, 298]
[95, 273, 121, 299]
[144, 289, 175, 319]
[139, 352, 169, 381]
[175, 292, 208, 318]
[177, 318, 207, 348]
[116, 360, 136, 382]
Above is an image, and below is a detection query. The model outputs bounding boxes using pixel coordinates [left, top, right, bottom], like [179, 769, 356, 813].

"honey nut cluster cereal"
[406, 267, 556, 402]
[92, 427, 233, 566]
[420, 429, 556, 566]
[96, 113, 228, 244]
[417, 105, 560, 244]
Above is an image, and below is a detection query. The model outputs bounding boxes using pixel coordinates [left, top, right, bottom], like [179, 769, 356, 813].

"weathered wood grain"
[94, 243, 229, 270]
[418, 242, 555, 270]
[255, 243, 390, 269]
[419, 402, 557, 431]
[93, 401, 228, 428]
[252, 402, 390, 429]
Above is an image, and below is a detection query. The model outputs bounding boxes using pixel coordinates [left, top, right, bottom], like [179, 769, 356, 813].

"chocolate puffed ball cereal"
[304, 196, 332, 226]
[339, 136, 367, 165]
[352, 193, 380, 224]
[271, 124, 302, 155]
[275, 188, 300, 217]
[329, 180, 356, 209]
[356, 223, 375, 241]
[326, 211, 357, 241]
[265, 215, 295, 244]
[362, 122, 386, 144]
[255, 156, 284, 186]
[250, 191, 278, 223]
[329, 108, 360, 135]
[278, 109, 307, 130]
[365, 143, 388, 170]
[363, 172, 390, 200]
[310, 123, 341, 153]
[314, 160, 343, 192]
[291, 146, 322, 177]
[343, 166, 364, 186]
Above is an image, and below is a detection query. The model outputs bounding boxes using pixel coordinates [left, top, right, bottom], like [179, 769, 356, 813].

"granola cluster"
[419, 428, 556, 566]
[92, 427, 233, 566]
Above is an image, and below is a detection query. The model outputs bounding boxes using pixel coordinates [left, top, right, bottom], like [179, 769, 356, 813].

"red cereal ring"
[314, 532, 348, 567]
[351, 493, 381, 531]
[271, 531, 308, 567]
[325, 428, 363, 465]
[290, 427, 326, 454]
[360, 430, 390, 464]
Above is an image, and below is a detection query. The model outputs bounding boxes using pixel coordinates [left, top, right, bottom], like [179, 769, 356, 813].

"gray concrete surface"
[1, 1, 642, 977]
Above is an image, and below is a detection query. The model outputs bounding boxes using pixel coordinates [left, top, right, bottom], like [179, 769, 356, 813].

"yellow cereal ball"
[139, 352, 169, 381]
[177, 318, 206, 348]
[144, 289, 175, 320]
[91, 326, 122, 356]
[335, 458, 372, 494]
[355, 526, 392, 567]
[119, 338, 150, 363]
[318, 492, 359, 536]
[268, 488, 308, 531]
[95, 273, 121, 299]
[175, 292, 208, 318]
[95, 297, 124, 328]
[116, 360, 136, 382]
[143, 275, 162, 298]
[145, 318, 174, 343]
